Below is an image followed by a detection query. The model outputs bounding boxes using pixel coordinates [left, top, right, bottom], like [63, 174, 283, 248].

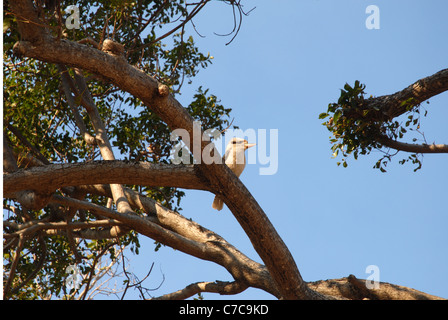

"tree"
[3, 0, 446, 300]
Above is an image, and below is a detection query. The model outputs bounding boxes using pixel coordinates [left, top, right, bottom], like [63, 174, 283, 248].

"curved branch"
[136, 0, 209, 51]
[58, 65, 96, 145]
[8, 235, 47, 296]
[3, 235, 25, 299]
[76, 184, 282, 298]
[151, 280, 248, 300]
[50, 194, 213, 261]
[378, 135, 448, 154]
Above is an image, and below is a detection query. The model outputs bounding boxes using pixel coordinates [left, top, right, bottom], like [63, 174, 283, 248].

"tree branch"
[76, 184, 282, 298]
[134, 0, 209, 52]
[3, 235, 26, 298]
[7, 236, 47, 296]
[378, 135, 448, 154]
[3, 161, 208, 197]
[3, 219, 124, 240]
[365, 68, 448, 120]
[3, 132, 52, 210]
[49, 194, 218, 265]
[151, 280, 248, 300]
[307, 275, 445, 300]
[65, 64, 133, 237]
[58, 65, 96, 146]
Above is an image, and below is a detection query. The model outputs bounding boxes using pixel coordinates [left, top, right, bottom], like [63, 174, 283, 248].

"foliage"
[3, 0, 232, 299]
[319, 81, 425, 172]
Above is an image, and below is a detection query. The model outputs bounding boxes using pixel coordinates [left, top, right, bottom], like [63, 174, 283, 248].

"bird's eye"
[232, 141, 237, 144]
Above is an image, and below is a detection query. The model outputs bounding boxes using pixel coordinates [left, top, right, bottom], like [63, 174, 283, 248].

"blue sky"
[121, 0, 448, 300]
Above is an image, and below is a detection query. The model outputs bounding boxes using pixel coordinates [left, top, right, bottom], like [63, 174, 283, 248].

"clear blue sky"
[123, 0, 448, 300]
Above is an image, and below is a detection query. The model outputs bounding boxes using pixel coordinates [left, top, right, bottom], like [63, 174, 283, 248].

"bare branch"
[49, 194, 213, 264]
[7, 236, 47, 296]
[134, 0, 209, 52]
[58, 65, 96, 146]
[3, 235, 26, 299]
[6, 123, 50, 165]
[3, 219, 124, 240]
[79, 242, 120, 300]
[307, 275, 445, 300]
[3, 134, 20, 173]
[151, 280, 248, 300]
[378, 135, 448, 154]
[79, 184, 281, 297]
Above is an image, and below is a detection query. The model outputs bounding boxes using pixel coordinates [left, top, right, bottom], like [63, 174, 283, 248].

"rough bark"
[3, 161, 208, 197]
[363, 68, 448, 121]
[307, 275, 445, 300]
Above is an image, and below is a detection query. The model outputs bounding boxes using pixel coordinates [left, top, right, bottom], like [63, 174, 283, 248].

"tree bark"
[364, 68, 448, 120]
[3, 161, 208, 197]
[307, 275, 445, 300]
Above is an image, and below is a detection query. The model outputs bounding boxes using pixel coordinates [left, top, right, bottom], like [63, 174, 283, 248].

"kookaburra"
[212, 137, 256, 211]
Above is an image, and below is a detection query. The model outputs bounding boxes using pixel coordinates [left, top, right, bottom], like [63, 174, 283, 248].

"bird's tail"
[212, 195, 224, 211]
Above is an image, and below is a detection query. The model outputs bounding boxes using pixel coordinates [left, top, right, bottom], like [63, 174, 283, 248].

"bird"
[212, 137, 256, 211]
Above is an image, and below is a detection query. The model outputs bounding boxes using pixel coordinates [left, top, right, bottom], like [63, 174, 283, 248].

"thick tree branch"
[307, 275, 445, 300]
[3, 161, 208, 197]
[365, 68, 448, 120]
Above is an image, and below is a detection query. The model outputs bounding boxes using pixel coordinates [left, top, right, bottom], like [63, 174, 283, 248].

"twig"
[134, 0, 209, 52]
[81, 241, 118, 300]
[220, 117, 235, 135]
[4, 235, 26, 299]
[8, 235, 47, 296]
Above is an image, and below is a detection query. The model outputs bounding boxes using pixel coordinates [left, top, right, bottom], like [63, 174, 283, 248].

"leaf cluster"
[319, 81, 425, 172]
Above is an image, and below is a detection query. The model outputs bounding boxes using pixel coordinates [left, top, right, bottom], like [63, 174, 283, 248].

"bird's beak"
[245, 143, 256, 150]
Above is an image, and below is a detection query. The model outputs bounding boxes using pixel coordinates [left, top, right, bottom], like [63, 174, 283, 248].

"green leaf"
[333, 110, 342, 123]
[319, 112, 329, 119]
